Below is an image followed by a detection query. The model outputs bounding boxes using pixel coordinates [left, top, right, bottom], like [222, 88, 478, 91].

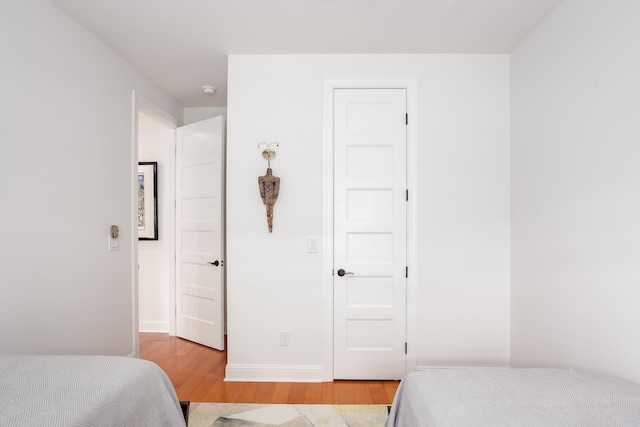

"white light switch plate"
[307, 238, 318, 253]
[109, 236, 120, 252]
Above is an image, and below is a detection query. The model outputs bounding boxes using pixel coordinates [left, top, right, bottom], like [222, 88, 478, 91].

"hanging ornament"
[257, 143, 280, 232]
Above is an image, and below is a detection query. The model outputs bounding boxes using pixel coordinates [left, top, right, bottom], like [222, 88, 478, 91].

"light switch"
[109, 237, 120, 252]
[109, 225, 120, 252]
[307, 238, 318, 253]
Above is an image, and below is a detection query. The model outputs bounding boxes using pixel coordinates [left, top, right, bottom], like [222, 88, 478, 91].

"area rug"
[187, 402, 389, 426]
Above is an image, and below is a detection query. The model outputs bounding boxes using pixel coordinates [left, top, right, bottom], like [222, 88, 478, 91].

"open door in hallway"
[175, 116, 225, 350]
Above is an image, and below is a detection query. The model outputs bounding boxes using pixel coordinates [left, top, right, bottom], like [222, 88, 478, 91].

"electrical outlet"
[280, 331, 290, 346]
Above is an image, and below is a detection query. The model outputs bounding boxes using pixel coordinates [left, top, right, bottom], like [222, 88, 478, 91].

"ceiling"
[51, 0, 562, 108]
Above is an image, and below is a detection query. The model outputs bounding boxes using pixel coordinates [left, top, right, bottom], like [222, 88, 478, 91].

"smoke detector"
[202, 85, 216, 95]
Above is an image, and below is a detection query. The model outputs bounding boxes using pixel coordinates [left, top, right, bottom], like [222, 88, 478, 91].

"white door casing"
[333, 88, 407, 380]
[176, 116, 225, 350]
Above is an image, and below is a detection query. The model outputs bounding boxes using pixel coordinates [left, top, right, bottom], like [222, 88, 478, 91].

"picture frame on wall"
[138, 162, 158, 240]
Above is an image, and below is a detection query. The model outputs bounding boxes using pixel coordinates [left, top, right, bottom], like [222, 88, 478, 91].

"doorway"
[135, 100, 227, 352]
[135, 110, 175, 333]
[136, 110, 177, 335]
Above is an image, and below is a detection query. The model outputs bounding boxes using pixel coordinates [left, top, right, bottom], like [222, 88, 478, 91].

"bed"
[386, 368, 640, 427]
[0, 354, 186, 426]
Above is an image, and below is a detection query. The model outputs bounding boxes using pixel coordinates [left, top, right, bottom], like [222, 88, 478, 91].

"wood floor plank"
[236, 382, 262, 403]
[139, 332, 399, 404]
[333, 381, 355, 404]
[254, 383, 277, 404]
[367, 381, 390, 403]
[270, 382, 292, 403]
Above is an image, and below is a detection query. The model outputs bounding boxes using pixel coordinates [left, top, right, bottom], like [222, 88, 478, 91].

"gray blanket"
[386, 368, 640, 427]
[0, 354, 186, 426]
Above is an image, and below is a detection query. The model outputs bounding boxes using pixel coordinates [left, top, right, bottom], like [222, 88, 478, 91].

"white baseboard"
[225, 364, 324, 382]
[139, 321, 169, 333]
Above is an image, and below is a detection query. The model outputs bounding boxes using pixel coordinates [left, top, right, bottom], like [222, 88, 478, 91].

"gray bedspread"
[386, 368, 640, 427]
[0, 354, 186, 426]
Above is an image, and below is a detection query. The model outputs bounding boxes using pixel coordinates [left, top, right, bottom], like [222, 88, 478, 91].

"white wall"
[226, 54, 510, 380]
[184, 107, 227, 125]
[0, 1, 182, 355]
[511, 0, 640, 382]
[138, 112, 176, 333]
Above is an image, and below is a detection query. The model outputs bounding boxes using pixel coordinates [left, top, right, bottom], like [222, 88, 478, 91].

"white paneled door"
[176, 116, 225, 350]
[333, 88, 407, 379]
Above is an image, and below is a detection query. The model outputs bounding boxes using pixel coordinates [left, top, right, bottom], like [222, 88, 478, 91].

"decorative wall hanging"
[258, 142, 280, 232]
[138, 162, 158, 240]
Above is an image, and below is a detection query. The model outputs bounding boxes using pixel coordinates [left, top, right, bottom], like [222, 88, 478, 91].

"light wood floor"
[139, 332, 399, 404]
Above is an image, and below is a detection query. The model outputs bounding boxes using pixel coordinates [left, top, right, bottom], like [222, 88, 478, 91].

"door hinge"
[405, 342, 408, 354]
[405, 113, 408, 125]
[406, 266, 408, 278]
[406, 189, 409, 201]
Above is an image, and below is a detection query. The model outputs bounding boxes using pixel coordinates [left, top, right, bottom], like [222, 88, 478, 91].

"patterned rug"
[187, 403, 389, 426]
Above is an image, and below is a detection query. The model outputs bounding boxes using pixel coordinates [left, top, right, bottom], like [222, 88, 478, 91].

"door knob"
[208, 260, 221, 266]
[337, 268, 354, 277]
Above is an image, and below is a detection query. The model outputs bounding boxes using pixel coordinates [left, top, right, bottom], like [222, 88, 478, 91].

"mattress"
[386, 368, 640, 427]
[0, 354, 186, 426]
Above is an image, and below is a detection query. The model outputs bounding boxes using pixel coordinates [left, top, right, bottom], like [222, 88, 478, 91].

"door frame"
[322, 80, 419, 381]
[132, 91, 179, 356]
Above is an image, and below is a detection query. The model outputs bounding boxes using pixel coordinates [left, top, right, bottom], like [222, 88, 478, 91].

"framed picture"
[138, 162, 158, 240]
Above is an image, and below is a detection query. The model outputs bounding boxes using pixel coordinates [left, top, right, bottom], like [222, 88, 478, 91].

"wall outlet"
[280, 331, 290, 346]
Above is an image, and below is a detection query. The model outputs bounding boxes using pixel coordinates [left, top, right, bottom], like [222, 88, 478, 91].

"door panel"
[176, 116, 225, 350]
[334, 88, 407, 380]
